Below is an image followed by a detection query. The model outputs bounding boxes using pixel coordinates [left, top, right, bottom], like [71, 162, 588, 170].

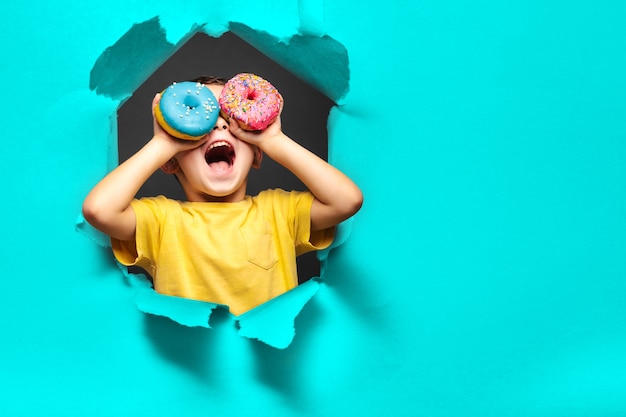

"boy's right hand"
[151, 93, 209, 155]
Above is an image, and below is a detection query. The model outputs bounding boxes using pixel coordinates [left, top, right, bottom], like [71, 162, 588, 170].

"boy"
[82, 76, 363, 316]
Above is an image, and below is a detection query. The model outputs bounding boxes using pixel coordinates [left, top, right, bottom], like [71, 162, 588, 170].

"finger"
[151, 93, 161, 115]
[229, 118, 244, 135]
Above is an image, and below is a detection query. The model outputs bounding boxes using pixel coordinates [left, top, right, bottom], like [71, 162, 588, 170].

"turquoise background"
[2, 0, 626, 415]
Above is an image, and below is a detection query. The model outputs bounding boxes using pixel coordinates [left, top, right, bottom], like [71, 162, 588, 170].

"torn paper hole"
[82, 17, 352, 349]
[133, 287, 220, 329]
[236, 278, 321, 349]
[90, 16, 175, 100]
[115, 30, 337, 284]
[229, 22, 350, 103]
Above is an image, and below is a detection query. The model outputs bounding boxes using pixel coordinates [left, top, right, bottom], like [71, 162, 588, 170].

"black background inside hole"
[117, 31, 334, 282]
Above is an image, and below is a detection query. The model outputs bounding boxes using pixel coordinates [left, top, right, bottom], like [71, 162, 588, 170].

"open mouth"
[205, 141, 235, 169]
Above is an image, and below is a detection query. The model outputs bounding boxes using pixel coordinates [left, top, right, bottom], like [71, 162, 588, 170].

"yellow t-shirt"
[111, 189, 334, 315]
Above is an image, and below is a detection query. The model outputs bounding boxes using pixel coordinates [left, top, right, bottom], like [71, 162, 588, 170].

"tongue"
[209, 161, 231, 172]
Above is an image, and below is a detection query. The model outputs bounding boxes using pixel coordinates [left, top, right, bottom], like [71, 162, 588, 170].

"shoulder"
[254, 188, 313, 204]
[133, 195, 181, 205]
[253, 189, 316, 221]
[131, 195, 183, 217]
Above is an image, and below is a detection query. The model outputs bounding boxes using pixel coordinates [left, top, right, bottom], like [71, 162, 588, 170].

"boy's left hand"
[228, 96, 284, 150]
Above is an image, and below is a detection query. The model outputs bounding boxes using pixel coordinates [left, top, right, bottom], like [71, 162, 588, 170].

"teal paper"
[2, 1, 626, 416]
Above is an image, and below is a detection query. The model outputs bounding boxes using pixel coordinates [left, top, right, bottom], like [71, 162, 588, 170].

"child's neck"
[184, 187, 248, 203]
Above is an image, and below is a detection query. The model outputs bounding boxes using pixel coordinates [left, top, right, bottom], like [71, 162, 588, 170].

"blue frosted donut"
[155, 81, 219, 140]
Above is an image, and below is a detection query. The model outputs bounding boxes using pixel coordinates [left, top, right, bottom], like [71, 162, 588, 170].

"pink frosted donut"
[218, 73, 282, 131]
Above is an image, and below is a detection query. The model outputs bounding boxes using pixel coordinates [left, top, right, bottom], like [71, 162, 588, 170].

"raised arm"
[229, 117, 363, 231]
[82, 94, 207, 241]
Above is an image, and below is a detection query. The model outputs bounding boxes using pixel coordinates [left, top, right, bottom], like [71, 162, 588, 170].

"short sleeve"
[286, 190, 335, 256]
[110, 196, 168, 276]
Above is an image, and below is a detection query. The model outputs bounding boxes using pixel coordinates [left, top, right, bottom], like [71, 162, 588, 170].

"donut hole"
[183, 95, 200, 110]
[246, 89, 258, 101]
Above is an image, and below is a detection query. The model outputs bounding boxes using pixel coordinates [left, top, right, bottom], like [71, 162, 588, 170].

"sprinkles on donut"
[218, 73, 283, 131]
[155, 81, 220, 140]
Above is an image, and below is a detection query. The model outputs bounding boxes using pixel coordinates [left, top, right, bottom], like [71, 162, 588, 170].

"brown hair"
[191, 76, 228, 85]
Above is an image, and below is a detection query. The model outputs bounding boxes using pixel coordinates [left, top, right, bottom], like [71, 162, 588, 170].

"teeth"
[209, 141, 231, 149]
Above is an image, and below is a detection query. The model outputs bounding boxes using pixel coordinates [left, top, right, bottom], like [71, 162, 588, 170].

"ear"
[160, 158, 180, 174]
[252, 146, 263, 169]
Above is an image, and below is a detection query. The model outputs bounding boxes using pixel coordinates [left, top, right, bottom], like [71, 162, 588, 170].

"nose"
[213, 117, 229, 131]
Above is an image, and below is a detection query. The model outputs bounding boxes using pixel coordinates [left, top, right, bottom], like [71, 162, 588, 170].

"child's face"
[173, 84, 261, 202]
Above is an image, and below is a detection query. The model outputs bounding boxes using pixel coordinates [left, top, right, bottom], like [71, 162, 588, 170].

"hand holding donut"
[154, 81, 220, 140]
[152, 73, 283, 150]
[227, 110, 282, 150]
[151, 93, 209, 154]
